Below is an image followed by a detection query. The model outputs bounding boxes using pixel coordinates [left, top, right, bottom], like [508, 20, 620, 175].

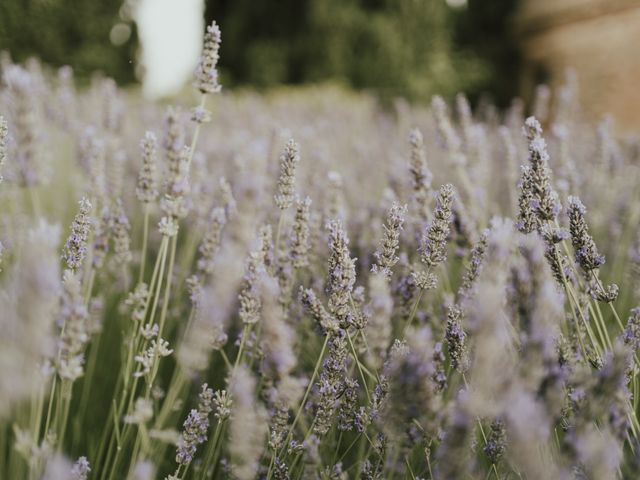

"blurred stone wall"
[516, 0, 640, 130]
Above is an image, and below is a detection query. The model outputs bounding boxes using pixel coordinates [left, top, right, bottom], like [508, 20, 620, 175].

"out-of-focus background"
[1, 0, 638, 128]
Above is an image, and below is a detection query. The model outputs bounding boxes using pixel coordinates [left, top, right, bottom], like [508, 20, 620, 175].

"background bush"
[0, 0, 519, 103]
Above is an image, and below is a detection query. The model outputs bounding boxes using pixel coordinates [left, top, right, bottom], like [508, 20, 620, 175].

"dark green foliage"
[454, 0, 521, 107]
[0, 0, 137, 84]
[0, 0, 519, 102]
[206, 0, 511, 103]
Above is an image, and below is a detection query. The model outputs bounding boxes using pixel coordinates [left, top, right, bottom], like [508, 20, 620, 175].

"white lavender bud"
[62, 197, 92, 272]
[71, 456, 90, 480]
[214, 390, 232, 420]
[420, 184, 454, 268]
[133, 339, 173, 379]
[194, 21, 222, 94]
[190, 105, 212, 124]
[371, 202, 407, 279]
[157, 217, 177, 237]
[136, 131, 158, 204]
[275, 139, 300, 210]
[124, 398, 154, 424]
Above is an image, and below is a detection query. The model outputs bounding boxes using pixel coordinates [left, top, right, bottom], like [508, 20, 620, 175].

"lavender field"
[2, 21, 640, 480]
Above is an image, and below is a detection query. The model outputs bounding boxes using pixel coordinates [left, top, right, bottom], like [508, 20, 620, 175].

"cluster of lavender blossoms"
[1, 19, 640, 480]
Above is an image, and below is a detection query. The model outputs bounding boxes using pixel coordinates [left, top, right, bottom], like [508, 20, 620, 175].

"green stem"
[403, 287, 425, 336]
[139, 204, 150, 284]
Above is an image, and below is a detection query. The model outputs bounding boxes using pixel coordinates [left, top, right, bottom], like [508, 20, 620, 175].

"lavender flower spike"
[372, 201, 407, 279]
[421, 184, 454, 268]
[567, 195, 605, 273]
[522, 116, 561, 223]
[136, 131, 158, 204]
[71, 456, 91, 480]
[62, 197, 93, 272]
[176, 384, 215, 466]
[275, 139, 301, 210]
[194, 21, 222, 94]
[0, 115, 7, 183]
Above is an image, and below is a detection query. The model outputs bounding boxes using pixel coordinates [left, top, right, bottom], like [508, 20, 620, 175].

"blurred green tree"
[207, 0, 496, 102]
[0, 0, 519, 103]
[454, 0, 521, 106]
[0, 0, 136, 84]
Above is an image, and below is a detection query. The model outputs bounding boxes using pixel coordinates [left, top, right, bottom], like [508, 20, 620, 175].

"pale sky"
[135, 0, 204, 98]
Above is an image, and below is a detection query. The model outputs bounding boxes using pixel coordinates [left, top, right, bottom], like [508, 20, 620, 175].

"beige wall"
[517, 0, 640, 130]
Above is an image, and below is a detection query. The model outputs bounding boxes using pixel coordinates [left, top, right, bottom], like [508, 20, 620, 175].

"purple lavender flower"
[62, 197, 93, 272]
